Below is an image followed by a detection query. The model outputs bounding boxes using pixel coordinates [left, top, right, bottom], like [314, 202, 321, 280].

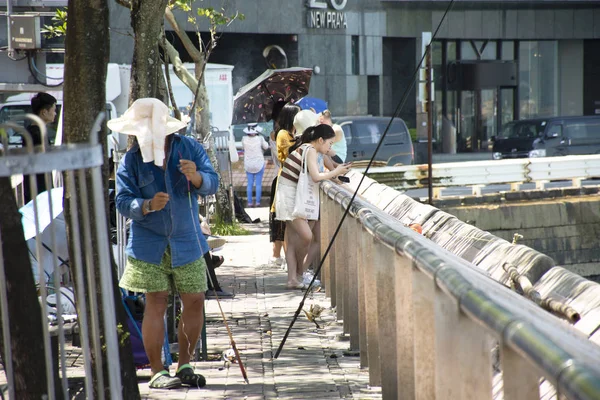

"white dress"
[275, 144, 314, 221]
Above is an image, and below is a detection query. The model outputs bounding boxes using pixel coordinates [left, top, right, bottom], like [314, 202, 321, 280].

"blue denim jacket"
[116, 134, 219, 267]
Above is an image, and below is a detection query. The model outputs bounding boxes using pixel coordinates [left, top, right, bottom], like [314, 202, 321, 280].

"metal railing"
[0, 115, 122, 399]
[360, 154, 600, 196]
[319, 179, 600, 399]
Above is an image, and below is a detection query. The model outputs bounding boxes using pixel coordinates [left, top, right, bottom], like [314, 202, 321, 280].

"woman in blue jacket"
[112, 99, 219, 390]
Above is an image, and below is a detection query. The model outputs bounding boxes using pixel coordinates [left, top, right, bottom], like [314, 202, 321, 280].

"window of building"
[519, 41, 558, 119]
[351, 36, 360, 75]
[501, 41, 515, 61]
[459, 40, 496, 61]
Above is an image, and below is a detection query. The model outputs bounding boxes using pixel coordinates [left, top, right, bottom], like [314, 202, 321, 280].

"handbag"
[292, 146, 320, 220]
[228, 130, 239, 163]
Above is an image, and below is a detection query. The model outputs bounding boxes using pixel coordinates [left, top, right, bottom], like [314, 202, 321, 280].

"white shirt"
[242, 135, 268, 173]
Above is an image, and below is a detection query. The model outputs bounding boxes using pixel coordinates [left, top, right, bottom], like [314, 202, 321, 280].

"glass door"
[458, 89, 497, 151]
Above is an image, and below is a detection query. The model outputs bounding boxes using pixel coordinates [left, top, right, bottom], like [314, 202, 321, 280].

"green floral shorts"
[119, 250, 207, 294]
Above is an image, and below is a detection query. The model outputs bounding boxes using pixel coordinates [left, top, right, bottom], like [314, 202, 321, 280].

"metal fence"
[361, 154, 600, 196]
[0, 115, 122, 399]
[319, 179, 600, 399]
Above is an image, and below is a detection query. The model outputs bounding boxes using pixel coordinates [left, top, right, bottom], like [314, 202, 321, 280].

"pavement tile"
[0, 207, 381, 399]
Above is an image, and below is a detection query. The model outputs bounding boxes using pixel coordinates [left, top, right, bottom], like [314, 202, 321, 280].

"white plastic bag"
[292, 146, 319, 220]
[228, 130, 239, 163]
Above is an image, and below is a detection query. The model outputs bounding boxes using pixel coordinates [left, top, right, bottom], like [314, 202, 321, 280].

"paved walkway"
[0, 207, 379, 399]
[136, 207, 381, 399]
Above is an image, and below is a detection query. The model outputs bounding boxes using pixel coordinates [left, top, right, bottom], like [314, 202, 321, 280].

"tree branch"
[114, 0, 132, 8]
[162, 31, 181, 120]
[160, 38, 198, 94]
[165, 7, 203, 62]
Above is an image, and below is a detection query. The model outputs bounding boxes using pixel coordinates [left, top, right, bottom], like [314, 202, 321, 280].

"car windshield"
[351, 120, 407, 145]
[0, 103, 62, 145]
[498, 120, 546, 139]
[232, 122, 273, 142]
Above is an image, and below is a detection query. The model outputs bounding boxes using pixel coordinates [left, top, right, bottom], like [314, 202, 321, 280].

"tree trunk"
[162, 9, 235, 222]
[193, 71, 234, 223]
[64, 0, 140, 398]
[0, 178, 48, 399]
[130, 0, 170, 102]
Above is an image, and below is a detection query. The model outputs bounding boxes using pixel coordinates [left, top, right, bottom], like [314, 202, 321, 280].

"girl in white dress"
[275, 124, 351, 289]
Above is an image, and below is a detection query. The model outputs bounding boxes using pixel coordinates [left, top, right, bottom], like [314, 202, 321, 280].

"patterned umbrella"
[232, 67, 312, 125]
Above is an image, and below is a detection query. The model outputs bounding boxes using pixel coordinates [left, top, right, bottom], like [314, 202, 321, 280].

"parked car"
[492, 118, 547, 159]
[333, 116, 414, 166]
[0, 101, 62, 147]
[493, 115, 600, 159]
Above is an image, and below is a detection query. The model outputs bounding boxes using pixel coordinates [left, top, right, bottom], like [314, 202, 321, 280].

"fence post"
[329, 198, 337, 308]
[334, 199, 345, 320]
[320, 195, 331, 299]
[347, 217, 360, 351]
[457, 316, 493, 399]
[434, 287, 462, 399]
[413, 268, 436, 399]
[357, 223, 370, 368]
[375, 240, 397, 398]
[396, 254, 416, 398]
[363, 234, 381, 386]
[434, 287, 493, 400]
[501, 344, 540, 400]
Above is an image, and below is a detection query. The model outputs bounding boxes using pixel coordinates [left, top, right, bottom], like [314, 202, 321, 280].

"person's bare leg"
[272, 240, 283, 258]
[303, 220, 321, 273]
[285, 222, 301, 287]
[177, 292, 205, 367]
[142, 291, 169, 375]
[289, 219, 312, 284]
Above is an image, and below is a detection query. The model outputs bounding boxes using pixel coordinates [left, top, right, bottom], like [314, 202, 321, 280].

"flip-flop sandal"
[148, 370, 182, 389]
[176, 364, 206, 388]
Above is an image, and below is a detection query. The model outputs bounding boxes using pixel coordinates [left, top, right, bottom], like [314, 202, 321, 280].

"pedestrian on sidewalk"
[242, 123, 269, 207]
[269, 103, 301, 266]
[112, 98, 219, 390]
[268, 101, 288, 266]
[275, 124, 351, 289]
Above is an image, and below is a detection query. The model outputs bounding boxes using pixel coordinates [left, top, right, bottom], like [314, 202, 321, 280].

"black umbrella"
[232, 67, 312, 125]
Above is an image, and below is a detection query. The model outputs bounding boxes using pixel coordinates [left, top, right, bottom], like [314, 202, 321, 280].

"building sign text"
[307, 0, 348, 29]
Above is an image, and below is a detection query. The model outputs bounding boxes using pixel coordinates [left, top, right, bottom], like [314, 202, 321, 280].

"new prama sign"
[306, 0, 348, 29]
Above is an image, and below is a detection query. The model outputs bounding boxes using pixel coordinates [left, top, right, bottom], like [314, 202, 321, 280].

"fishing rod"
[274, 0, 456, 359]
[180, 150, 250, 384]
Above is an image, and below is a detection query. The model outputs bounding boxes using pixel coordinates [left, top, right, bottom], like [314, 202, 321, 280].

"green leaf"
[42, 7, 67, 38]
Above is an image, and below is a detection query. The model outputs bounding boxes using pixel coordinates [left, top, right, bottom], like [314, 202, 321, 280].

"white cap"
[293, 110, 320, 136]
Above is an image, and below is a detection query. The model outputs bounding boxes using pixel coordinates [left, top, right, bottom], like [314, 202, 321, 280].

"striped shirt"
[279, 144, 311, 184]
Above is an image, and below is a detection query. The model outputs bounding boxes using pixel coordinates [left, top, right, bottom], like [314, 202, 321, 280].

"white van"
[1, 63, 126, 157]
[0, 62, 234, 154]
[165, 63, 234, 132]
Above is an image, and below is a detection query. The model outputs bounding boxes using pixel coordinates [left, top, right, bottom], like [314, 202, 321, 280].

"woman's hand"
[333, 162, 351, 176]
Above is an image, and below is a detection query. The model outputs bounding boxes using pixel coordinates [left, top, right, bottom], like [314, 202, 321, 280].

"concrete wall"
[423, 8, 600, 40]
[441, 195, 600, 277]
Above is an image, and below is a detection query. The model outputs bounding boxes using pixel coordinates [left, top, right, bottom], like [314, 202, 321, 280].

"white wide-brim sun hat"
[293, 109, 320, 136]
[243, 123, 264, 135]
[107, 98, 186, 137]
[107, 98, 187, 166]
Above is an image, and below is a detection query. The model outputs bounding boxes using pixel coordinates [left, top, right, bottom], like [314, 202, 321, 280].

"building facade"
[3, 0, 600, 154]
